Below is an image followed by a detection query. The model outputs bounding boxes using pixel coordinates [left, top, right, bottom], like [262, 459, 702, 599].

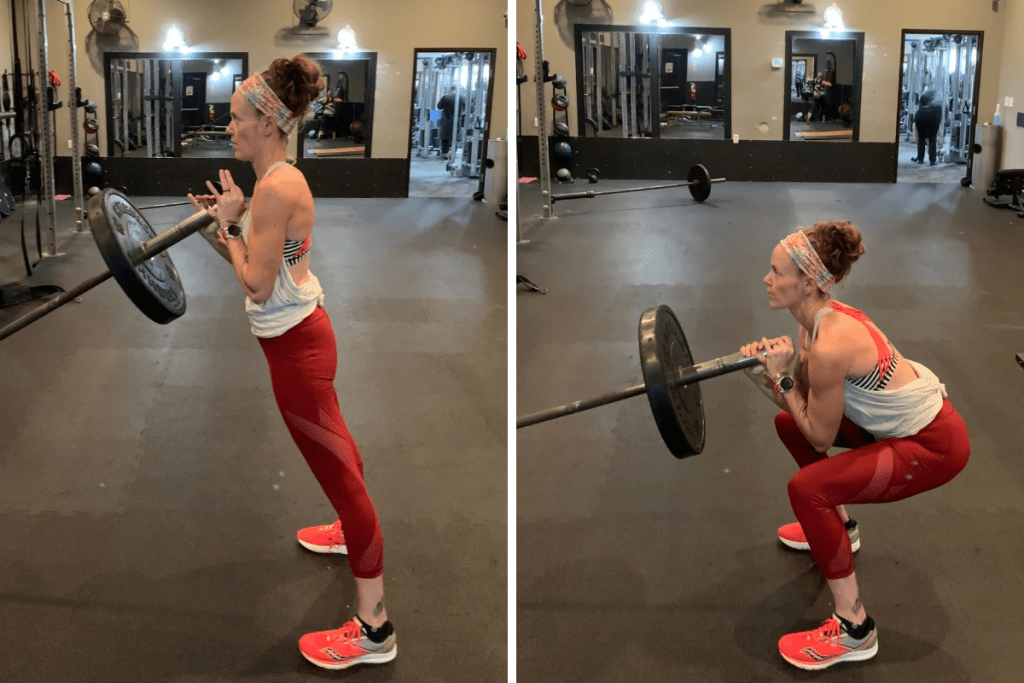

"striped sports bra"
[283, 235, 311, 266]
[813, 301, 899, 391]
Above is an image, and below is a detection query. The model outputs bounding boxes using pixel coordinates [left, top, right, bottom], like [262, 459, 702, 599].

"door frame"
[404, 48, 497, 197]
[894, 29, 984, 183]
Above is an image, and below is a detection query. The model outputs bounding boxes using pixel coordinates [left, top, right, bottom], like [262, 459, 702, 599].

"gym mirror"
[783, 31, 864, 142]
[104, 52, 248, 157]
[296, 52, 377, 160]
[573, 24, 730, 140]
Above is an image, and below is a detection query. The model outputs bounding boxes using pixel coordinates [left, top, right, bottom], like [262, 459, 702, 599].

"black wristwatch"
[773, 373, 795, 395]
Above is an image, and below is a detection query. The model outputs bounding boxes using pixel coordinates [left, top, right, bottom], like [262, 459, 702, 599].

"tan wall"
[35, 0, 506, 159]
[517, 0, 1009, 144]
[997, 0, 1024, 167]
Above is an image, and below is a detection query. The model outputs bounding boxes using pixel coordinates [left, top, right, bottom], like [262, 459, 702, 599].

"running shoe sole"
[301, 645, 397, 670]
[780, 639, 877, 670]
[778, 536, 860, 553]
[297, 537, 348, 554]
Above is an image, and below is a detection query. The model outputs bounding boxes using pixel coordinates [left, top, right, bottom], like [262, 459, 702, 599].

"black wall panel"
[52, 156, 409, 198]
[518, 136, 898, 184]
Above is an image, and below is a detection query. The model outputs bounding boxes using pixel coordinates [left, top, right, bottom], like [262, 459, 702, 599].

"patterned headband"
[780, 230, 836, 293]
[238, 72, 300, 135]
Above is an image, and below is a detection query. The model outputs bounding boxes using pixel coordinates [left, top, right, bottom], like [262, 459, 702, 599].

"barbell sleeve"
[131, 210, 215, 264]
[517, 383, 647, 428]
[0, 210, 215, 343]
[678, 352, 761, 384]
[0, 270, 114, 341]
[517, 350, 764, 429]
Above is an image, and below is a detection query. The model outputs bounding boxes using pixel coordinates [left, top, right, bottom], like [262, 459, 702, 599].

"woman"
[740, 221, 970, 671]
[188, 56, 395, 671]
[809, 72, 831, 123]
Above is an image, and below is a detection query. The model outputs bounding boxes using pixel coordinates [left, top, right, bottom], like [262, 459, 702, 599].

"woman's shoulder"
[260, 164, 309, 195]
[814, 310, 874, 356]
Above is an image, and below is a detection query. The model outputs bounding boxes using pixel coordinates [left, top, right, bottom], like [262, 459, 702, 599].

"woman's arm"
[222, 177, 293, 304]
[778, 334, 848, 452]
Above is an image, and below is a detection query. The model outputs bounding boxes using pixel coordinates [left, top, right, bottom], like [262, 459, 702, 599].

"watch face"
[227, 223, 242, 237]
[779, 376, 795, 391]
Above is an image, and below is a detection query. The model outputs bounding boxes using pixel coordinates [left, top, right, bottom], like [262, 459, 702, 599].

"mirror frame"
[572, 23, 731, 140]
[103, 51, 249, 158]
[296, 51, 377, 160]
[783, 31, 864, 142]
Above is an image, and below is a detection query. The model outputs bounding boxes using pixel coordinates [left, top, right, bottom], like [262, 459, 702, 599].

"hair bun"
[262, 55, 324, 119]
[807, 221, 865, 284]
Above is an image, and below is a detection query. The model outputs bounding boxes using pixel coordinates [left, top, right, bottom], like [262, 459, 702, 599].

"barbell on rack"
[517, 305, 761, 459]
[551, 164, 725, 204]
[0, 189, 216, 341]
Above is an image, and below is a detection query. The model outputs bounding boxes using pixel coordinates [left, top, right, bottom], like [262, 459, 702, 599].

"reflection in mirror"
[298, 52, 376, 159]
[784, 32, 864, 142]
[574, 25, 729, 140]
[409, 50, 495, 197]
[104, 52, 248, 158]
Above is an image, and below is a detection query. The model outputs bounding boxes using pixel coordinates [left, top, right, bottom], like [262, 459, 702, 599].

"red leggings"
[258, 307, 384, 579]
[776, 399, 969, 579]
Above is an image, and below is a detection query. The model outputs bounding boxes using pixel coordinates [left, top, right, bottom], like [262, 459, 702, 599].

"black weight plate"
[88, 189, 186, 324]
[0, 178, 14, 216]
[688, 164, 712, 202]
[638, 305, 705, 458]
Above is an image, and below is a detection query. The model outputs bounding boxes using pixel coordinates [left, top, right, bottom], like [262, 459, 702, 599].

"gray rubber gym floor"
[0, 196, 507, 682]
[517, 180, 1024, 682]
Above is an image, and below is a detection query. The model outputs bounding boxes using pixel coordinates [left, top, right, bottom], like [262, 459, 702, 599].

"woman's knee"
[787, 467, 820, 509]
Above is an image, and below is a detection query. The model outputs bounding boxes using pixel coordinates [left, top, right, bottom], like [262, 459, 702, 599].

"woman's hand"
[187, 191, 218, 217]
[213, 169, 246, 223]
[739, 339, 769, 365]
[189, 170, 246, 226]
[741, 336, 795, 377]
[761, 336, 795, 377]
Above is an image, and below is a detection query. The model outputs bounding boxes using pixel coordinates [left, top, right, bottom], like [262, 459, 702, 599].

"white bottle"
[994, 104, 1002, 126]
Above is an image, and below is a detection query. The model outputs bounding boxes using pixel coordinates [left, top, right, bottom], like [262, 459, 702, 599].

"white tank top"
[240, 161, 325, 338]
[811, 305, 946, 439]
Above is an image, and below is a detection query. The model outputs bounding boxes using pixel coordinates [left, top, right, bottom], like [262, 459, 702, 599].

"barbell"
[550, 164, 725, 204]
[0, 189, 216, 341]
[517, 305, 761, 459]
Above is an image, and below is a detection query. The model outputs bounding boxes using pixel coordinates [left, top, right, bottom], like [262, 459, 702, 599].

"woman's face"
[764, 244, 813, 309]
[226, 90, 268, 161]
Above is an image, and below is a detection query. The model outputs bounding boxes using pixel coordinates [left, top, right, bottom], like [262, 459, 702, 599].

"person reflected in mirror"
[436, 86, 466, 160]
[740, 222, 970, 671]
[912, 90, 943, 166]
[187, 55, 396, 672]
[809, 72, 832, 123]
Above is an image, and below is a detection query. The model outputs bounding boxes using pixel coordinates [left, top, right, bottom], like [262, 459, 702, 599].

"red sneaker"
[778, 615, 878, 670]
[296, 520, 347, 554]
[299, 618, 397, 670]
[778, 518, 860, 552]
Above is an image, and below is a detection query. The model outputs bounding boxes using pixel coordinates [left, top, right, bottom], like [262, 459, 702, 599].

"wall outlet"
[67, 139, 72, 149]
[1006, 96, 1014, 108]
[732, 134, 740, 144]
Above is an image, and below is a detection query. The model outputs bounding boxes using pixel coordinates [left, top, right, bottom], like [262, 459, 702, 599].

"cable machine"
[902, 34, 978, 164]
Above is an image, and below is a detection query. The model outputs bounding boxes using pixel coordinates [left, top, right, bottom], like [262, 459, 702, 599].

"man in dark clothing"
[913, 90, 943, 166]
[436, 87, 467, 157]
